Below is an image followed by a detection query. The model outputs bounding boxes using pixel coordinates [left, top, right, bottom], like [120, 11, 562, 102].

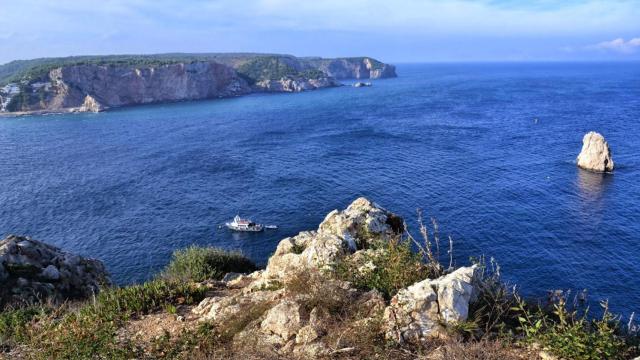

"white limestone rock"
[260, 300, 305, 342]
[383, 265, 478, 344]
[577, 131, 614, 172]
[263, 197, 404, 280]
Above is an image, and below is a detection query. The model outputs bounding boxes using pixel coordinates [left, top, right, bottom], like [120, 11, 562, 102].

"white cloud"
[590, 37, 640, 54]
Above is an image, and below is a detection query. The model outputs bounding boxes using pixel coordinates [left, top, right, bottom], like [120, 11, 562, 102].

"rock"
[353, 82, 372, 87]
[433, 266, 478, 324]
[383, 276, 443, 343]
[383, 266, 478, 344]
[222, 272, 244, 282]
[194, 288, 280, 323]
[254, 76, 339, 92]
[576, 131, 614, 172]
[41, 265, 60, 281]
[295, 325, 321, 344]
[263, 197, 404, 280]
[260, 300, 305, 342]
[77, 95, 105, 113]
[0, 235, 111, 308]
[0, 264, 7, 281]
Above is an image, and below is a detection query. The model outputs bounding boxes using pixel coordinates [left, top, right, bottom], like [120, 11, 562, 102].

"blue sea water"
[0, 63, 639, 315]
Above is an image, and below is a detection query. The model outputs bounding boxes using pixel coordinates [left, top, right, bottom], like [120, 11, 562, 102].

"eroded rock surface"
[191, 198, 480, 356]
[263, 197, 404, 280]
[383, 266, 478, 344]
[577, 131, 614, 172]
[0, 235, 111, 307]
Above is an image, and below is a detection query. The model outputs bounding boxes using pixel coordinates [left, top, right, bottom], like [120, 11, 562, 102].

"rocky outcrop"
[576, 131, 614, 172]
[262, 197, 404, 280]
[254, 76, 339, 92]
[76, 94, 106, 113]
[190, 198, 480, 357]
[307, 57, 397, 79]
[383, 266, 478, 344]
[0, 235, 111, 307]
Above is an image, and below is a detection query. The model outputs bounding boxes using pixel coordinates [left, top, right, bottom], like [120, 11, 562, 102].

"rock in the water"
[383, 266, 478, 344]
[0, 235, 111, 308]
[576, 131, 614, 172]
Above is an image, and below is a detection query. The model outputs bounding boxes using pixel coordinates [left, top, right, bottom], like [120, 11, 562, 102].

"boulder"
[383, 275, 443, 343]
[0, 235, 111, 308]
[577, 131, 614, 172]
[433, 266, 478, 323]
[383, 266, 478, 344]
[260, 300, 305, 342]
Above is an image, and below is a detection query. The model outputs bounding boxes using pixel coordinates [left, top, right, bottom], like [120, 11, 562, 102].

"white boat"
[225, 215, 264, 232]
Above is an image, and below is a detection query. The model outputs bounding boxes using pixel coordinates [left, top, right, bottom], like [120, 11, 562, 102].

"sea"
[1, 62, 638, 316]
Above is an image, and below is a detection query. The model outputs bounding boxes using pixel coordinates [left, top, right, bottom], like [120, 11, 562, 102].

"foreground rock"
[262, 197, 404, 281]
[191, 198, 480, 357]
[577, 131, 614, 172]
[383, 266, 478, 344]
[0, 235, 111, 307]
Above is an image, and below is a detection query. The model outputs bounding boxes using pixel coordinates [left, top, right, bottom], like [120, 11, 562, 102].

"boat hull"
[225, 223, 264, 232]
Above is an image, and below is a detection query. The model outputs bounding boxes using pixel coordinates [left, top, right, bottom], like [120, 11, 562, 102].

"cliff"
[0, 53, 397, 114]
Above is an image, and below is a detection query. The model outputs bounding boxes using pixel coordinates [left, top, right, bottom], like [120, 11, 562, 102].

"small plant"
[0, 305, 50, 348]
[512, 296, 634, 360]
[334, 236, 430, 299]
[162, 245, 256, 283]
[290, 242, 306, 254]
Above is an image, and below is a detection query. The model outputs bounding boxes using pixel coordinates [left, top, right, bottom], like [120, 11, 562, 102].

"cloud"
[590, 37, 640, 54]
[1, 0, 640, 63]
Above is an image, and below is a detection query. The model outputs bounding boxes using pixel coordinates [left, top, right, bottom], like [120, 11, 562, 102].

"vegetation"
[0, 53, 343, 86]
[334, 213, 446, 299]
[161, 245, 256, 283]
[0, 246, 257, 359]
[0, 224, 638, 359]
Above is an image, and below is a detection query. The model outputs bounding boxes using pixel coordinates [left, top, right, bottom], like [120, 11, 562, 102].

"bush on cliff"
[162, 245, 256, 283]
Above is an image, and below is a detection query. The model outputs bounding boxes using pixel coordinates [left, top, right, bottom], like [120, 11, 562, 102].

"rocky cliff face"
[254, 76, 339, 92]
[0, 54, 397, 114]
[5, 62, 251, 113]
[306, 57, 397, 79]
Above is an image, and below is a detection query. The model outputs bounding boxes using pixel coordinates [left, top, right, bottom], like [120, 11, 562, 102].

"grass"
[162, 245, 256, 283]
[0, 245, 256, 358]
[1, 221, 639, 359]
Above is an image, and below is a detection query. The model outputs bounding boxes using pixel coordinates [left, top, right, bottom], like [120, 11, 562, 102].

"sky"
[0, 0, 639, 64]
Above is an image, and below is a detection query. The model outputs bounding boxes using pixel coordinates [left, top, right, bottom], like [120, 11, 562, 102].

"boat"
[264, 225, 278, 230]
[225, 215, 264, 232]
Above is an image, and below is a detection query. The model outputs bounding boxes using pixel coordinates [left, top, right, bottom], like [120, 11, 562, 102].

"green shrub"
[162, 245, 256, 283]
[513, 298, 635, 360]
[6, 279, 206, 359]
[334, 237, 430, 299]
[0, 306, 50, 348]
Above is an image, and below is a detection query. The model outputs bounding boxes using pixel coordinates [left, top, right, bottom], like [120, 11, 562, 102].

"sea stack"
[576, 131, 614, 172]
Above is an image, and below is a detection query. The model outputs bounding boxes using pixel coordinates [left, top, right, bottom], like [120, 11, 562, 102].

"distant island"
[0, 53, 397, 114]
